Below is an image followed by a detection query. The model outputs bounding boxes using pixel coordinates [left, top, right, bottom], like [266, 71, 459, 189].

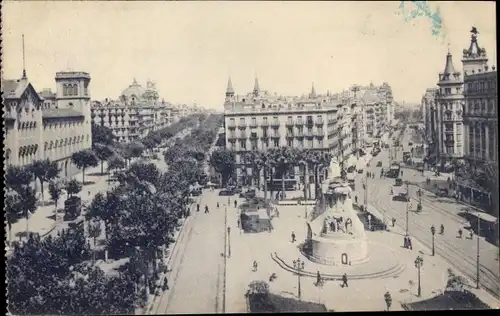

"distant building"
[90, 79, 173, 143]
[421, 87, 438, 159]
[3, 70, 92, 178]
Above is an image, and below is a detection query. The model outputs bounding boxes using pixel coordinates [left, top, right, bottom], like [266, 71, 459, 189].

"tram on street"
[386, 163, 401, 178]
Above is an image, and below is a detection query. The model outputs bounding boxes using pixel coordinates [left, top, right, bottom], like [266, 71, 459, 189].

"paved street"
[355, 128, 500, 299]
[149, 189, 227, 314]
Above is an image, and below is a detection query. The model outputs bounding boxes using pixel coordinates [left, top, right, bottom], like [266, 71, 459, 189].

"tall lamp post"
[430, 225, 436, 256]
[414, 256, 424, 297]
[405, 181, 410, 236]
[227, 226, 231, 258]
[476, 215, 481, 289]
[293, 258, 305, 300]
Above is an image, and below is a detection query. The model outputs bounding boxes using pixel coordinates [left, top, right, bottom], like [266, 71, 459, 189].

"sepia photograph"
[2, 1, 498, 314]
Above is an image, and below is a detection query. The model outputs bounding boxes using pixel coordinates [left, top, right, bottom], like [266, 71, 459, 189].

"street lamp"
[414, 256, 424, 297]
[227, 226, 231, 258]
[405, 181, 410, 236]
[430, 225, 436, 256]
[293, 258, 306, 300]
[476, 215, 481, 289]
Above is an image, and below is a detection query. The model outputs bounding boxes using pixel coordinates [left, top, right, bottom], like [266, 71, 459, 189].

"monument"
[302, 157, 369, 266]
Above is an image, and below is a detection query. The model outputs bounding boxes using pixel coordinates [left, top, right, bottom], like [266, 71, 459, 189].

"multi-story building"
[434, 51, 465, 165]
[459, 29, 497, 202]
[421, 88, 438, 159]
[90, 79, 173, 143]
[3, 69, 92, 179]
[224, 78, 351, 185]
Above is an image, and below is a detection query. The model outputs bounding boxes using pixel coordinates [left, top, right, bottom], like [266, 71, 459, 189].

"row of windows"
[18, 121, 38, 130]
[466, 79, 497, 93]
[63, 84, 79, 96]
[44, 135, 89, 150]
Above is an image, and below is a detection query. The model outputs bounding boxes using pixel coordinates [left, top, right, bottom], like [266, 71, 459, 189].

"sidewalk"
[8, 162, 111, 244]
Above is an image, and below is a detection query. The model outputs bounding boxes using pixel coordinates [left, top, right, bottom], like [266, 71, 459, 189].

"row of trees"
[7, 113, 222, 315]
[210, 147, 337, 201]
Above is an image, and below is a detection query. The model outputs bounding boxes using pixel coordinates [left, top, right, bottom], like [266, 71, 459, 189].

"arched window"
[63, 84, 68, 96]
[74, 84, 78, 96]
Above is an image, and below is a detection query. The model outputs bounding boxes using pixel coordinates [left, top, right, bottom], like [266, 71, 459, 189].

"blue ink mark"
[398, 1, 443, 37]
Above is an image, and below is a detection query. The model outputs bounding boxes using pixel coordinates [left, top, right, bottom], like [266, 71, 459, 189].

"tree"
[5, 191, 22, 245]
[91, 123, 115, 148]
[27, 158, 60, 200]
[71, 149, 99, 185]
[49, 180, 63, 221]
[445, 268, 469, 292]
[267, 147, 299, 199]
[87, 220, 102, 263]
[107, 154, 126, 176]
[128, 162, 160, 187]
[66, 179, 83, 197]
[210, 149, 235, 186]
[126, 142, 145, 160]
[5, 165, 33, 193]
[18, 186, 38, 234]
[93, 143, 114, 175]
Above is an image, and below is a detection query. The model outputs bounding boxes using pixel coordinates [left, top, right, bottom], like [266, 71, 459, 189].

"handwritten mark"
[397, 1, 443, 37]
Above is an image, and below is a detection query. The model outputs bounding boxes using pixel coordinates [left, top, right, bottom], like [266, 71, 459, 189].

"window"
[273, 139, 279, 147]
[287, 140, 293, 147]
[251, 117, 257, 126]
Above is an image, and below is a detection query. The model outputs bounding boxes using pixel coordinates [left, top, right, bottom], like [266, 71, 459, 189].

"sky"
[3, 1, 496, 109]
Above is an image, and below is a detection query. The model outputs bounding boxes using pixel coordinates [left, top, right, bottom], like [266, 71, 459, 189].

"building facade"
[421, 87, 438, 159]
[224, 78, 355, 184]
[90, 79, 173, 143]
[3, 71, 92, 178]
[459, 29, 497, 203]
[435, 51, 465, 164]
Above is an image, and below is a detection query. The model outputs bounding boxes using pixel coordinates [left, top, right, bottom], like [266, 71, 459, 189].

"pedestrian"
[162, 277, 169, 291]
[469, 230, 474, 239]
[205, 205, 209, 213]
[237, 218, 240, 228]
[401, 170, 404, 176]
[341, 273, 348, 288]
[404, 235, 409, 249]
[316, 270, 322, 286]
[392, 217, 396, 227]
[217, 202, 219, 209]
[440, 224, 444, 235]
[234, 200, 237, 208]
[408, 237, 413, 250]
[291, 231, 296, 243]
[355, 195, 358, 204]
[458, 228, 463, 238]
[252, 260, 258, 272]
[197, 204, 200, 212]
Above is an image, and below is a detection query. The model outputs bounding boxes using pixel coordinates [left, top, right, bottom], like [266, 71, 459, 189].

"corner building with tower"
[3, 70, 92, 179]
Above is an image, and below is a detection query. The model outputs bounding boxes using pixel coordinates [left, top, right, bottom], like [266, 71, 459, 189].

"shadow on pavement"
[401, 290, 491, 310]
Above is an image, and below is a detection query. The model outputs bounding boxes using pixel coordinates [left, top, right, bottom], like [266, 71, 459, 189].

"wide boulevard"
[354, 126, 500, 298]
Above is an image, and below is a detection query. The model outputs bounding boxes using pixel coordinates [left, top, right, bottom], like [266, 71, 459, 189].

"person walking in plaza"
[469, 229, 474, 239]
[197, 203, 200, 212]
[440, 224, 444, 235]
[408, 237, 413, 250]
[216, 202, 219, 209]
[291, 231, 296, 243]
[355, 195, 358, 204]
[458, 228, 463, 238]
[341, 273, 348, 288]
[252, 260, 258, 272]
[316, 270, 322, 286]
[404, 235, 409, 249]
[401, 170, 404, 176]
[234, 200, 237, 208]
[392, 217, 396, 227]
[205, 205, 209, 213]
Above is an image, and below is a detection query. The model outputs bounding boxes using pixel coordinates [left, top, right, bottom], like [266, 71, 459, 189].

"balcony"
[227, 123, 236, 129]
[270, 133, 280, 139]
[314, 131, 324, 138]
[315, 120, 324, 126]
[444, 129, 454, 134]
[249, 122, 258, 128]
[285, 121, 294, 127]
[306, 120, 314, 126]
[261, 121, 269, 127]
[286, 133, 294, 139]
[239, 133, 247, 139]
[295, 120, 304, 126]
[270, 121, 280, 128]
[295, 132, 304, 138]
[260, 134, 269, 139]
[237, 124, 247, 129]
[304, 131, 314, 138]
